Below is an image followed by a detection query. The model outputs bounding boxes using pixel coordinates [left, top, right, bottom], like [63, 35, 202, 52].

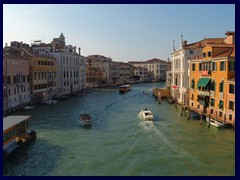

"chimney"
[5, 43, 7, 47]
[78, 47, 81, 55]
[20, 41, 23, 48]
[198, 41, 201, 47]
[181, 35, 183, 48]
[182, 40, 187, 47]
[172, 40, 176, 52]
[224, 31, 235, 44]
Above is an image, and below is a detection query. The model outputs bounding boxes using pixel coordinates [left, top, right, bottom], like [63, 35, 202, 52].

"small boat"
[142, 91, 148, 95]
[206, 117, 224, 128]
[138, 108, 154, 121]
[80, 114, 92, 126]
[119, 84, 131, 93]
[24, 106, 34, 110]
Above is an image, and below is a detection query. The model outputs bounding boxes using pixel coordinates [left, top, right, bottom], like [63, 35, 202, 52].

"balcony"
[201, 70, 211, 76]
[198, 90, 210, 97]
[199, 100, 206, 106]
[219, 92, 224, 99]
[210, 91, 215, 97]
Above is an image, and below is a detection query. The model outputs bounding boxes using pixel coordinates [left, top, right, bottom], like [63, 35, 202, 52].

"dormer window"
[208, 51, 212, 57]
[203, 52, 206, 57]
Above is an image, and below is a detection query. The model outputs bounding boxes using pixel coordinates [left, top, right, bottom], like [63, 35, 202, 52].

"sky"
[3, 4, 235, 62]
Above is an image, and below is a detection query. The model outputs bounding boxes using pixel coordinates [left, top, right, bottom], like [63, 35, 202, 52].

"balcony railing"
[219, 92, 224, 99]
[210, 91, 215, 97]
[198, 90, 210, 96]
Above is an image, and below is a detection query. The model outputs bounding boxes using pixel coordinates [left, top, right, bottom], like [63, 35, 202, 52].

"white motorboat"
[206, 117, 224, 128]
[138, 108, 154, 121]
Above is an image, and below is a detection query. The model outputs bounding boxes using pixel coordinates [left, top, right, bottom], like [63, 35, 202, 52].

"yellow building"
[189, 32, 235, 126]
[23, 48, 57, 103]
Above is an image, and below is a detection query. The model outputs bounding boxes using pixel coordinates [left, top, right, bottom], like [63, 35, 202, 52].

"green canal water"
[3, 83, 235, 176]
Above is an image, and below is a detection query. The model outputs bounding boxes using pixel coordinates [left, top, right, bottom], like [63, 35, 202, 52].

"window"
[192, 63, 196, 71]
[229, 84, 234, 94]
[212, 62, 216, 71]
[210, 109, 213, 114]
[189, 50, 193, 54]
[219, 81, 224, 92]
[229, 114, 232, 121]
[208, 52, 212, 57]
[210, 99, 215, 107]
[220, 61, 226, 71]
[218, 100, 224, 109]
[229, 101, 234, 110]
[228, 62, 235, 71]
[191, 79, 195, 89]
[211, 81, 215, 91]
[199, 63, 202, 71]
[219, 112, 222, 117]
[203, 52, 206, 57]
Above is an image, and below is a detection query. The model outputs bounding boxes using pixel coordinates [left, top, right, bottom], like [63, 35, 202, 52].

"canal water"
[4, 83, 235, 176]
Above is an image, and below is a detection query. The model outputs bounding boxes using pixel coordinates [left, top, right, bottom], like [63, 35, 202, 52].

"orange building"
[225, 78, 235, 126]
[189, 32, 235, 126]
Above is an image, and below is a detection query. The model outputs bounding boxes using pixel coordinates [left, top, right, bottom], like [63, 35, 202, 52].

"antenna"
[173, 40, 176, 52]
[181, 35, 183, 48]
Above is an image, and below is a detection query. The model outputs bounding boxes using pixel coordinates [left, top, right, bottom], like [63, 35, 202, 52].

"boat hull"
[138, 110, 154, 121]
[206, 117, 224, 128]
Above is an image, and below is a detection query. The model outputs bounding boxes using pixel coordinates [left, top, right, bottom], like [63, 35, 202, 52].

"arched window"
[211, 80, 215, 91]
[191, 79, 195, 89]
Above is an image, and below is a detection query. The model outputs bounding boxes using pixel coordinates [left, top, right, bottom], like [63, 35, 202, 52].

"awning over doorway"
[197, 78, 211, 88]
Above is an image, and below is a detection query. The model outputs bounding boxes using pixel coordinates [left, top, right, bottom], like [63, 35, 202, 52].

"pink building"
[3, 48, 30, 113]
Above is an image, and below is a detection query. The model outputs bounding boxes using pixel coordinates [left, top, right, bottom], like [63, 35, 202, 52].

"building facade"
[32, 33, 86, 96]
[128, 58, 170, 82]
[189, 32, 235, 126]
[171, 37, 225, 105]
[3, 48, 30, 113]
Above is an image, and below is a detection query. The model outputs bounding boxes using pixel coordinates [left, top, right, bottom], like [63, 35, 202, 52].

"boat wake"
[139, 121, 155, 131]
[138, 118, 193, 159]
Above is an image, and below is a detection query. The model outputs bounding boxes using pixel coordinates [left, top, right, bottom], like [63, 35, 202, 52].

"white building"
[128, 58, 171, 81]
[32, 33, 86, 96]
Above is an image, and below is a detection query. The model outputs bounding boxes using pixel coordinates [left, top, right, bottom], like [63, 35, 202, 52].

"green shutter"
[218, 101, 223, 108]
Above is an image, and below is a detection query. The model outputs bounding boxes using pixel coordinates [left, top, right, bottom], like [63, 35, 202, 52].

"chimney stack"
[5, 43, 7, 47]
[78, 47, 81, 55]
[182, 40, 187, 46]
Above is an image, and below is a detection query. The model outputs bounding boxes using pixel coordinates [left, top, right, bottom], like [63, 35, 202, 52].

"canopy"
[3, 115, 30, 131]
[197, 78, 211, 88]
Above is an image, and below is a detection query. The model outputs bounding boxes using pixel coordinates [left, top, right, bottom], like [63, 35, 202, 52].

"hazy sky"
[3, 4, 235, 62]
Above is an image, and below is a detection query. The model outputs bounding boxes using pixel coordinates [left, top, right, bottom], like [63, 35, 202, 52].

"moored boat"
[119, 84, 131, 93]
[206, 117, 224, 128]
[3, 115, 37, 160]
[138, 108, 154, 121]
[23, 106, 34, 110]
